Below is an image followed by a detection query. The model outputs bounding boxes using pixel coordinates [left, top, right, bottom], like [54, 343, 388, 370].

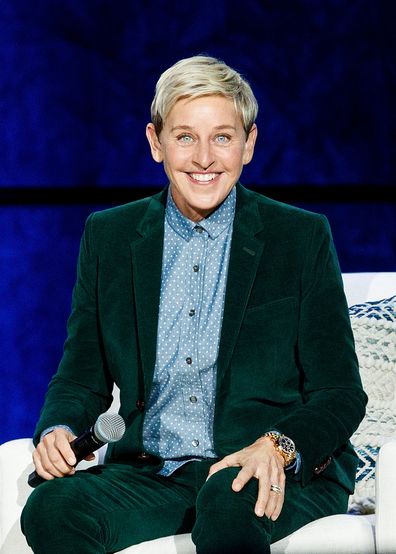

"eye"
[215, 134, 231, 144]
[177, 134, 194, 144]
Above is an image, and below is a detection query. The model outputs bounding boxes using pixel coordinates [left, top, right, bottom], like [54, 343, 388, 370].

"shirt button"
[189, 308, 195, 316]
[193, 264, 199, 272]
[189, 395, 198, 403]
[195, 226, 204, 234]
[186, 357, 192, 365]
[192, 439, 199, 447]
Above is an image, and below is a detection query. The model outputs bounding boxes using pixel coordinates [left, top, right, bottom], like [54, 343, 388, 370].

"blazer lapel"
[130, 190, 166, 399]
[217, 184, 265, 383]
[130, 184, 265, 397]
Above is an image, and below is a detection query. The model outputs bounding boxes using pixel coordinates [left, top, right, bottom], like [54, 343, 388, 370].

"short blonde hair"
[151, 55, 258, 137]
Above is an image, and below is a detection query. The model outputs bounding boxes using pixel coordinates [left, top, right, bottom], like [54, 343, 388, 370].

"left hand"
[207, 436, 286, 520]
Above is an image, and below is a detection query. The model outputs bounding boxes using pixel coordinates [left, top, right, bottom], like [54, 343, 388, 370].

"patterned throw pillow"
[348, 295, 396, 514]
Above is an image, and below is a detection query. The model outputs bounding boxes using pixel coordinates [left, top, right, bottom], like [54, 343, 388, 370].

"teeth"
[190, 173, 217, 182]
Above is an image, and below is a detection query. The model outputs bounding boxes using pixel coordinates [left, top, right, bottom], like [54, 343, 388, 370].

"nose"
[192, 141, 215, 171]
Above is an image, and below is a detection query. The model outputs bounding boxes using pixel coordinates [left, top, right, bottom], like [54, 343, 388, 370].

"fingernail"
[256, 509, 264, 517]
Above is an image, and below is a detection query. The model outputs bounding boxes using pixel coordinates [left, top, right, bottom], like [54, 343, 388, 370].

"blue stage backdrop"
[1, 0, 395, 186]
[0, 0, 395, 444]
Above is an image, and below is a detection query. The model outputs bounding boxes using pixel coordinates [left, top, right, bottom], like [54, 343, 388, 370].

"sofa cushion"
[348, 295, 396, 514]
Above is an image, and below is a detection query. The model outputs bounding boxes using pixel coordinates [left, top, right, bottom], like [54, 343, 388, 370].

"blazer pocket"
[231, 296, 300, 401]
[241, 296, 298, 338]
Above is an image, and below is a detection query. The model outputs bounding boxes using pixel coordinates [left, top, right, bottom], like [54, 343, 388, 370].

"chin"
[192, 198, 221, 212]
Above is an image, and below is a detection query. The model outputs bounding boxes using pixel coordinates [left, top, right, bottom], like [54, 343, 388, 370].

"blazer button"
[136, 452, 151, 461]
[136, 399, 145, 412]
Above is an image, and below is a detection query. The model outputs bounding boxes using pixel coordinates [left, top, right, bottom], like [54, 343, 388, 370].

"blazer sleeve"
[269, 215, 367, 486]
[33, 213, 114, 445]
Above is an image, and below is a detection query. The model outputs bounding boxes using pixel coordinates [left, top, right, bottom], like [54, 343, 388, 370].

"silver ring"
[270, 484, 282, 494]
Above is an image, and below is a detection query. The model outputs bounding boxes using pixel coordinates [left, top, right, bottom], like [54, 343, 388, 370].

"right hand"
[32, 428, 95, 481]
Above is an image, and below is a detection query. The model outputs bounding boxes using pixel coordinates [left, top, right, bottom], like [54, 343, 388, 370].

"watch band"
[262, 431, 296, 467]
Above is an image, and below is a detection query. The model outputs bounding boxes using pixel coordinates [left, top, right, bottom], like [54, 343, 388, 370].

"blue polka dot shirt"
[142, 186, 236, 476]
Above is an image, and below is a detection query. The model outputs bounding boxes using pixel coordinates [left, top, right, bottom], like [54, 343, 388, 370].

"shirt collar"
[165, 186, 236, 241]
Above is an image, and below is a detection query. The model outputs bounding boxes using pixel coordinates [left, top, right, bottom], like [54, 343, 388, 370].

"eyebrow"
[170, 125, 237, 132]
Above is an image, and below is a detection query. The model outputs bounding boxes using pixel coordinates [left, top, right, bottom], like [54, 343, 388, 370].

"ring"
[270, 484, 282, 494]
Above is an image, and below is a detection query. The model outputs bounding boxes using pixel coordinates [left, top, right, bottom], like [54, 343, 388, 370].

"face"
[146, 95, 257, 221]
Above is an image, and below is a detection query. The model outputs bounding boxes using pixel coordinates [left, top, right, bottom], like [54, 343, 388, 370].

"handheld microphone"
[28, 412, 126, 488]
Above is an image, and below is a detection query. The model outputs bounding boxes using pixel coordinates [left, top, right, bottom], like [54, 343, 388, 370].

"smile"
[189, 173, 218, 182]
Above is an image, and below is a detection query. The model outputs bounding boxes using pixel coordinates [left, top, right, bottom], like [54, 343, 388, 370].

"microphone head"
[94, 412, 126, 443]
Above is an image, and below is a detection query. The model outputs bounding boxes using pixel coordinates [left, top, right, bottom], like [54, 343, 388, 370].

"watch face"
[279, 436, 295, 455]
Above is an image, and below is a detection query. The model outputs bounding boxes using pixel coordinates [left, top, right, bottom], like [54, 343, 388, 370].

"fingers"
[267, 482, 285, 521]
[207, 453, 239, 480]
[233, 454, 284, 519]
[32, 448, 56, 481]
[208, 453, 256, 493]
[231, 463, 255, 492]
[255, 457, 285, 520]
[33, 428, 77, 481]
[207, 440, 287, 521]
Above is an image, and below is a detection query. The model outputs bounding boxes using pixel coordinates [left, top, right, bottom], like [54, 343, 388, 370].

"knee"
[193, 467, 272, 553]
[196, 467, 240, 512]
[21, 478, 80, 539]
[22, 481, 60, 529]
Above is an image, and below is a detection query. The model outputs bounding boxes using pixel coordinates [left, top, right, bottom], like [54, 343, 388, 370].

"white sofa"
[1, 272, 395, 554]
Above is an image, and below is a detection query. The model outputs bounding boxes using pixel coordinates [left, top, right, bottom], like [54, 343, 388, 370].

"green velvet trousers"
[21, 460, 349, 553]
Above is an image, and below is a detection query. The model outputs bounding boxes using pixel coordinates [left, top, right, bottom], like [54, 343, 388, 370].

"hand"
[207, 436, 286, 520]
[32, 427, 95, 481]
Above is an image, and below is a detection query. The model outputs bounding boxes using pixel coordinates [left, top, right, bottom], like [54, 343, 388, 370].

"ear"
[242, 124, 258, 165]
[146, 123, 164, 163]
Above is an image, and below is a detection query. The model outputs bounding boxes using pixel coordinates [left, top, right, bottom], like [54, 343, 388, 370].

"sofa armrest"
[375, 439, 396, 554]
[0, 438, 35, 553]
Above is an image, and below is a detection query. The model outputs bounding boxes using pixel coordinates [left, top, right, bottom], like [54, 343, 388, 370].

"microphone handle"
[28, 470, 47, 488]
[28, 426, 105, 488]
[70, 426, 105, 463]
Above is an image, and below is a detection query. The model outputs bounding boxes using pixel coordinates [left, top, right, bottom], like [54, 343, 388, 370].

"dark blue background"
[1, 0, 395, 444]
[1, 0, 395, 186]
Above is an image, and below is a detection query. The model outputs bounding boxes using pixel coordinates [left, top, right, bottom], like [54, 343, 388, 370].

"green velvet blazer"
[34, 183, 367, 492]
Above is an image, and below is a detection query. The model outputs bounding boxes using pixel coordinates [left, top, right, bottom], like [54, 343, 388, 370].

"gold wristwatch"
[262, 431, 296, 467]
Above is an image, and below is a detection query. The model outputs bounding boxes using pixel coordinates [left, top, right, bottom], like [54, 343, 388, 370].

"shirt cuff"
[285, 451, 302, 474]
[40, 425, 74, 442]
